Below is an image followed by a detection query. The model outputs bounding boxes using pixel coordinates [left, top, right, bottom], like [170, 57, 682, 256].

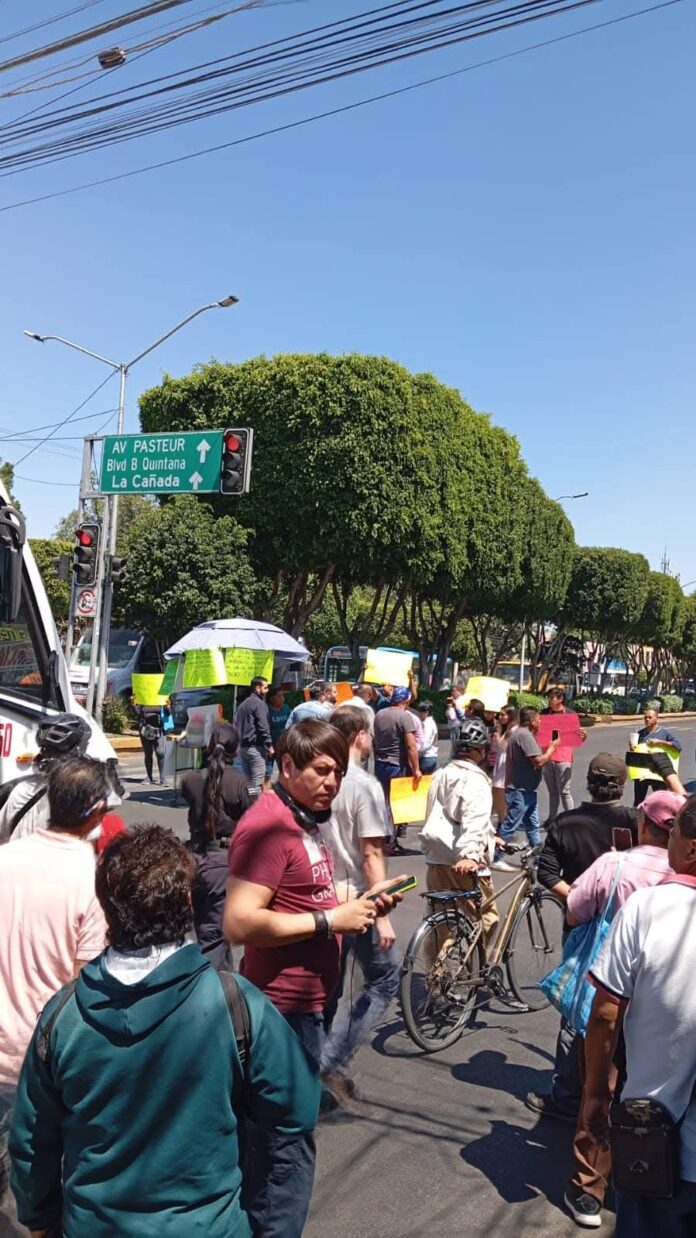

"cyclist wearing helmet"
[0, 715, 91, 843]
[419, 718, 499, 942]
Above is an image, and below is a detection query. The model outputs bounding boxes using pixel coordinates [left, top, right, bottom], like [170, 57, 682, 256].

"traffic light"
[220, 427, 253, 495]
[110, 556, 127, 585]
[73, 522, 100, 586]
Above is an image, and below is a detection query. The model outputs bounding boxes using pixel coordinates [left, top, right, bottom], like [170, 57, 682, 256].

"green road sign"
[99, 430, 224, 495]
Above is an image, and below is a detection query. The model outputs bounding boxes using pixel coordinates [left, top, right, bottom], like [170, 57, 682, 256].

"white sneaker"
[564, 1192, 602, 1228]
[491, 857, 515, 872]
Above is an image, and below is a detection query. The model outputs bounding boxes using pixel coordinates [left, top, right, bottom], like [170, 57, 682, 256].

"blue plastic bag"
[539, 859, 624, 1036]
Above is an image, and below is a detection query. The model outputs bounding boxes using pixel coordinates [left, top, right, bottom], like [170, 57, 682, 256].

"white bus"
[0, 485, 116, 788]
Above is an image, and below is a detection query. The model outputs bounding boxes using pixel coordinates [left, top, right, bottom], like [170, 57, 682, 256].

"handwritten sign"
[364, 648, 413, 687]
[132, 674, 167, 707]
[462, 676, 509, 713]
[390, 775, 433, 826]
[182, 648, 226, 688]
[224, 647, 274, 686]
[159, 658, 180, 697]
[537, 712, 584, 762]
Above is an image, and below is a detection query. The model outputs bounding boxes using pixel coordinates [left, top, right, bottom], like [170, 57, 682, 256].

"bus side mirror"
[0, 505, 26, 623]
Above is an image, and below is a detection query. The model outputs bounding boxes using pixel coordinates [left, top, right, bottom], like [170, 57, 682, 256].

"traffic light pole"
[95, 364, 126, 726]
[84, 496, 111, 719]
[25, 296, 239, 725]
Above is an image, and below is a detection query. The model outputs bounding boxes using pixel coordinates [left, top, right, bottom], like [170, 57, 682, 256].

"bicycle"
[399, 842, 565, 1052]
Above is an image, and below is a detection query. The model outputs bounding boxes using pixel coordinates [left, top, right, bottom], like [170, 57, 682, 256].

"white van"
[69, 627, 162, 706]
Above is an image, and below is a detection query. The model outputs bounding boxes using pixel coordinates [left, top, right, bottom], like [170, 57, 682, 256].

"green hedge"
[102, 695, 131, 735]
[507, 691, 547, 712]
[610, 696, 643, 715]
[658, 694, 683, 714]
[683, 694, 696, 712]
[572, 695, 614, 716]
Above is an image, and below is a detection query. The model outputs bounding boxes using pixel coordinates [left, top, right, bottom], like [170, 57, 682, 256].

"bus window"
[0, 579, 58, 707]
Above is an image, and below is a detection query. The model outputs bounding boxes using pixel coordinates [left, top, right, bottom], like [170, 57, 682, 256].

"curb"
[107, 735, 142, 753]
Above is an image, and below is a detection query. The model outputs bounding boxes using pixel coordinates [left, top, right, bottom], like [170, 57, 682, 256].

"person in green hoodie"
[9, 824, 320, 1238]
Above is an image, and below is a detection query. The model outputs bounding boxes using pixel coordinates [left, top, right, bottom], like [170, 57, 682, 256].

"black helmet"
[36, 713, 90, 758]
[455, 718, 490, 753]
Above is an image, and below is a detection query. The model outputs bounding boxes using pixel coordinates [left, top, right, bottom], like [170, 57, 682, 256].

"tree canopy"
[113, 495, 257, 649]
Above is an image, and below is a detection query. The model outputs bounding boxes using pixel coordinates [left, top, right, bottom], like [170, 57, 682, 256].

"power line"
[0, 0, 612, 173]
[0, 408, 118, 438]
[0, 0, 200, 77]
[12, 370, 117, 465]
[0, 0, 683, 213]
[0, 1, 108, 51]
[14, 473, 78, 486]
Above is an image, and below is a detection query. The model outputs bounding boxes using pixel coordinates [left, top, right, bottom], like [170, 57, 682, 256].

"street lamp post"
[23, 295, 239, 725]
[520, 491, 589, 691]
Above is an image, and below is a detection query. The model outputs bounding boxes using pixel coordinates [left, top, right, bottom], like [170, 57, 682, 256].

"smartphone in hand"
[612, 827, 633, 852]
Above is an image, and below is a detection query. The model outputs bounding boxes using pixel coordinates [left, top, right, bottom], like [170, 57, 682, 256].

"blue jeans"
[321, 925, 400, 1075]
[374, 760, 406, 835]
[240, 744, 267, 789]
[419, 756, 438, 775]
[616, 1180, 696, 1237]
[499, 788, 540, 847]
[282, 1012, 325, 1072]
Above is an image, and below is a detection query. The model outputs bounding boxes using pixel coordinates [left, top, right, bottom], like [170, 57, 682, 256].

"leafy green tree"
[114, 495, 257, 649]
[30, 538, 72, 629]
[565, 546, 650, 638]
[0, 460, 22, 510]
[138, 355, 477, 638]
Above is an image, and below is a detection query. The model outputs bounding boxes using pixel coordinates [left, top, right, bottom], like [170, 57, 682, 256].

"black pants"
[634, 779, 663, 806]
[141, 737, 164, 781]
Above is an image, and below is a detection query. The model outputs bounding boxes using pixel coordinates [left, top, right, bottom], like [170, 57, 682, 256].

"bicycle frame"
[425, 858, 539, 971]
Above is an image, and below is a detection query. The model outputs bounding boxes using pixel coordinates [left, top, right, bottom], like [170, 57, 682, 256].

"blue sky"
[1, 0, 694, 583]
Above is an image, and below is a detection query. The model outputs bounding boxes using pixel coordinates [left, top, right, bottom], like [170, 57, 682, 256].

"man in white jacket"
[419, 718, 499, 943]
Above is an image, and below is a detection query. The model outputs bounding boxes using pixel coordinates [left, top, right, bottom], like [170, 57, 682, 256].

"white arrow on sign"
[197, 438, 211, 463]
[189, 471, 203, 491]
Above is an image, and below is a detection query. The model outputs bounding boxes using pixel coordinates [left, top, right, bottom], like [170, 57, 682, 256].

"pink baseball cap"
[641, 790, 685, 831]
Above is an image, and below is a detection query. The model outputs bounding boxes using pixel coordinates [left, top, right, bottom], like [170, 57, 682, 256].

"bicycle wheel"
[400, 909, 484, 1052]
[505, 890, 565, 1012]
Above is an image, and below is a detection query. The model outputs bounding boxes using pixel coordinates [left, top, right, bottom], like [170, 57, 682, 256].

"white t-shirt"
[591, 879, 696, 1180]
[320, 763, 389, 897]
[420, 716, 439, 758]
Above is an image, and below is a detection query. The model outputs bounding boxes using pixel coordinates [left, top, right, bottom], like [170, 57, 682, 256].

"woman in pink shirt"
[562, 788, 684, 1230]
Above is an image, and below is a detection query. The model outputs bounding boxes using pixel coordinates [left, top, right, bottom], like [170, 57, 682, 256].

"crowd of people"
[0, 680, 694, 1237]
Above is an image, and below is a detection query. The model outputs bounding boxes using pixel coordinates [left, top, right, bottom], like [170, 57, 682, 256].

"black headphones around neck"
[272, 782, 331, 830]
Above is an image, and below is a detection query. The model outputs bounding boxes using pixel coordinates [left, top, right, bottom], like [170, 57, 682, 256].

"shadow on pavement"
[452, 1048, 551, 1102]
[460, 1116, 574, 1208]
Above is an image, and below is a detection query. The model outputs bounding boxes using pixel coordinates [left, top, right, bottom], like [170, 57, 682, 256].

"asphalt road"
[3, 719, 695, 1238]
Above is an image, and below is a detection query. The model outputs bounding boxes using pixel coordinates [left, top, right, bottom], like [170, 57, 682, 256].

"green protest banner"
[182, 648, 226, 688]
[224, 647, 274, 686]
[159, 658, 180, 697]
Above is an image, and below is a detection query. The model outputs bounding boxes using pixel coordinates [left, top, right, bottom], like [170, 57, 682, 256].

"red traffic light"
[225, 432, 242, 453]
[77, 528, 95, 547]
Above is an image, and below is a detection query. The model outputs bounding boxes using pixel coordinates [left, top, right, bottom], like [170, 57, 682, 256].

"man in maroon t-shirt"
[225, 720, 396, 1065]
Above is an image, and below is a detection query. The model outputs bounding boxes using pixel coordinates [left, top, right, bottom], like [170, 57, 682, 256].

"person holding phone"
[558, 788, 683, 1229]
[319, 707, 403, 1107]
[541, 688, 587, 820]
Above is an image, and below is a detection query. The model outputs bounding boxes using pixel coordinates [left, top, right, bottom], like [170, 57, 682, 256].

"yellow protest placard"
[363, 648, 413, 687]
[132, 674, 168, 707]
[224, 648, 274, 686]
[390, 775, 433, 826]
[182, 647, 226, 689]
[462, 675, 509, 713]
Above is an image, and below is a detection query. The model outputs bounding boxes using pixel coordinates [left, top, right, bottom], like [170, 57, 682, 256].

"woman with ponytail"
[181, 723, 250, 970]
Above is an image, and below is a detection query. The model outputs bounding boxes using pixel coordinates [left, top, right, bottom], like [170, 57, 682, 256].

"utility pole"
[23, 295, 238, 725]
